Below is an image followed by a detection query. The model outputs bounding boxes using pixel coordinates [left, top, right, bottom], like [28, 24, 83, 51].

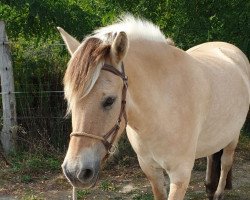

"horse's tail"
[207, 149, 232, 194]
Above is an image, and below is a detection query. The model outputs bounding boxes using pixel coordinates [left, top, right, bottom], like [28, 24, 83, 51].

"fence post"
[0, 21, 17, 154]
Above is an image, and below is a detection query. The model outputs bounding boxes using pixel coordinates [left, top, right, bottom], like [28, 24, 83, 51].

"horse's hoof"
[213, 193, 224, 200]
[205, 182, 216, 199]
[206, 192, 214, 200]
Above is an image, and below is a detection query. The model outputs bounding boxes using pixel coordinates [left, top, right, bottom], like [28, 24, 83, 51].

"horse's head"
[58, 28, 128, 188]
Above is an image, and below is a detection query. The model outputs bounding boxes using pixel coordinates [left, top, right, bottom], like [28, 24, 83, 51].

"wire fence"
[0, 39, 71, 153]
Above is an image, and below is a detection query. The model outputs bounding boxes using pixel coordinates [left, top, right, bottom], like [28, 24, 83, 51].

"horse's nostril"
[84, 169, 93, 179]
[78, 168, 94, 182]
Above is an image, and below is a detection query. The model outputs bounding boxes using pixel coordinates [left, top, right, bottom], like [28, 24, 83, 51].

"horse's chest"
[126, 126, 193, 167]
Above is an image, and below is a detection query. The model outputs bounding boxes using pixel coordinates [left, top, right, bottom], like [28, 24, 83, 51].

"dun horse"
[58, 15, 250, 200]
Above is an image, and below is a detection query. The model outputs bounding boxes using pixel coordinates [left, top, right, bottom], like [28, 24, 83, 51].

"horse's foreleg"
[138, 158, 167, 200]
[213, 135, 239, 200]
[168, 164, 193, 200]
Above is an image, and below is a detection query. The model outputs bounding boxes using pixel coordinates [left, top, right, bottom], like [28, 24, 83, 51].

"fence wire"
[0, 40, 71, 151]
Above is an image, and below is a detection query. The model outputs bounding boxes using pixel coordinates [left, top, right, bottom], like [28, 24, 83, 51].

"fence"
[0, 21, 71, 155]
[0, 21, 17, 154]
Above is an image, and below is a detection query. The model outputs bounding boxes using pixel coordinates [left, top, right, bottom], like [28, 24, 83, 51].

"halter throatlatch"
[70, 62, 128, 157]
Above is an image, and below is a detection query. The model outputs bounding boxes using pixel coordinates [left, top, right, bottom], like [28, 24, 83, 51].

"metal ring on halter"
[108, 144, 117, 154]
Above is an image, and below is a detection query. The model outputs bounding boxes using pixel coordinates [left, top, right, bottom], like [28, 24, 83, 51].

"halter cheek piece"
[70, 62, 128, 158]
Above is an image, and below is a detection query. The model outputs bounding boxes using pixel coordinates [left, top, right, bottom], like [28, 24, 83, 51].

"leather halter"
[70, 62, 128, 157]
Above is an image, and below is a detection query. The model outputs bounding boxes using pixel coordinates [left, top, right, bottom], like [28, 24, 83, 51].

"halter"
[70, 62, 128, 158]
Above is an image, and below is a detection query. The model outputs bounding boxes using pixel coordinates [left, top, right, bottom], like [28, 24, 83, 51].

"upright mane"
[64, 15, 168, 111]
[94, 14, 166, 43]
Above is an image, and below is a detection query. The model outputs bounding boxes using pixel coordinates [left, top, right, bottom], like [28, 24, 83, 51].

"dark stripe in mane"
[64, 37, 110, 99]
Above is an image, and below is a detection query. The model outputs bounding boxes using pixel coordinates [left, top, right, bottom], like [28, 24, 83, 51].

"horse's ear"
[57, 27, 80, 55]
[111, 31, 128, 64]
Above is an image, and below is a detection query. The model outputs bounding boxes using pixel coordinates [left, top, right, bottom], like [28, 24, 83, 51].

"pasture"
[0, 135, 249, 200]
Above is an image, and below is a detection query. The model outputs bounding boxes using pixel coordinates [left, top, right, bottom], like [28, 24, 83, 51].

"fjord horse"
[58, 16, 250, 200]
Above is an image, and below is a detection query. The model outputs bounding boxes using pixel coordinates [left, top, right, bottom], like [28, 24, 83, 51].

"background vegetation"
[0, 0, 249, 161]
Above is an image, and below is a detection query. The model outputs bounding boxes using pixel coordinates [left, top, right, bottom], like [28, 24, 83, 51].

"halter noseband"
[70, 62, 128, 157]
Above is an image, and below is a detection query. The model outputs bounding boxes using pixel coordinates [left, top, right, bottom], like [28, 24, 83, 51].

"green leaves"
[1, 0, 249, 57]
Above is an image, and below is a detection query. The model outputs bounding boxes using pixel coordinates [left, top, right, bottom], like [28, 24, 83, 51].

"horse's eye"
[102, 96, 116, 110]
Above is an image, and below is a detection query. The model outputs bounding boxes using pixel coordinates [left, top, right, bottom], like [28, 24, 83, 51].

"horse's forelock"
[63, 37, 111, 105]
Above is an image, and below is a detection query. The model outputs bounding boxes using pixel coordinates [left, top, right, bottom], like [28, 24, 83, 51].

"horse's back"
[187, 42, 250, 82]
[187, 42, 250, 158]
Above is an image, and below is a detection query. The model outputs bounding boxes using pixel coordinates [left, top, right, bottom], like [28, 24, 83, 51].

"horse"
[58, 15, 250, 200]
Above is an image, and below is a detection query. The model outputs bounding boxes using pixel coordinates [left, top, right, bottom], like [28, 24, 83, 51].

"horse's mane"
[64, 15, 169, 109]
[94, 14, 166, 43]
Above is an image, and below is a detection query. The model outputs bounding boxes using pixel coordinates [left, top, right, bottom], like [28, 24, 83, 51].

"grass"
[21, 174, 33, 183]
[99, 180, 117, 191]
[0, 131, 248, 199]
[0, 151, 62, 185]
[77, 189, 91, 198]
[237, 133, 250, 161]
[21, 194, 43, 200]
[132, 192, 153, 200]
[20, 189, 44, 200]
[238, 133, 250, 149]
[9, 152, 61, 173]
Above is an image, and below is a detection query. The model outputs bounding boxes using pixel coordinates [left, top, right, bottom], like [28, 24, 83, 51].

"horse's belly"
[195, 61, 249, 158]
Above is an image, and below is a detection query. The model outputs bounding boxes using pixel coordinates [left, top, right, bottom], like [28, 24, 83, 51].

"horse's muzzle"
[62, 160, 100, 187]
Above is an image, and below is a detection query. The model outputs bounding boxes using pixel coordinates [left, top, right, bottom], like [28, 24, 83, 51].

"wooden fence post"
[0, 21, 17, 154]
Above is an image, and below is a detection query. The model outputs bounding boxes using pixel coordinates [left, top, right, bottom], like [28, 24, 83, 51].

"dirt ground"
[0, 142, 249, 200]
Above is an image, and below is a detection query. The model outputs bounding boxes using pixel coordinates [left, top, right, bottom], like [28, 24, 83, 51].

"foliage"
[1, 1, 249, 56]
[0, 0, 100, 40]
[102, 0, 250, 55]
[0, 0, 249, 155]
[10, 37, 70, 151]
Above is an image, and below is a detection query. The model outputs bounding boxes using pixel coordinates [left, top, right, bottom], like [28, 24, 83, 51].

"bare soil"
[0, 141, 249, 200]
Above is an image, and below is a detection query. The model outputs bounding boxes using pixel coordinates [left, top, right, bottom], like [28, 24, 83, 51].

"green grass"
[9, 152, 61, 173]
[132, 192, 153, 200]
[21, 195, 43, 200]
[77, 189, 91, 198]
[20, 189, 44, 200]
[21, 175, 33, 183]
[0, 151, 62, 184]
[99, 180, 117, 191]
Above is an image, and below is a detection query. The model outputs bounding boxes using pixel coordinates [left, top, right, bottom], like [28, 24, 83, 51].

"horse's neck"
[124, 39, 192, 129]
